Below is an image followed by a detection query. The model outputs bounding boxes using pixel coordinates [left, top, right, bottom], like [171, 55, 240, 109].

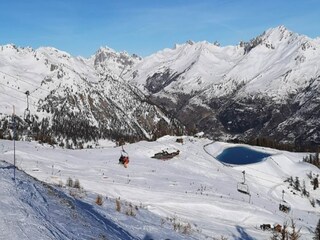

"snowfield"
[0, 136, 319, 239]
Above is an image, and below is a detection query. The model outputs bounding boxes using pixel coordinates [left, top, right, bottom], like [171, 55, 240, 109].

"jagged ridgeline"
[2, 26, 320, 149]
[125, 26, 320, 149]
[0, 45, 185, 148]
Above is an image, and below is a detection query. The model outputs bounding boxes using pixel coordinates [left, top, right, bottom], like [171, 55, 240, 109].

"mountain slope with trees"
[0, 45, 184, 147]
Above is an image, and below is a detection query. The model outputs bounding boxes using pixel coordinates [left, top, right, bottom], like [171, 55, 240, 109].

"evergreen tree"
[314, 219, 320, 240]
[294, 177, 300, 191]
[302, 180, 308, 197]
[314, 177, 319, 190]
[316, 152, 320, 167]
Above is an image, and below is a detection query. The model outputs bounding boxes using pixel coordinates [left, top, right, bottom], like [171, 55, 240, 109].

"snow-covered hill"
[125, 26, 320, 146]
[1, 137, 319, 239]
[0, 45, 183, 147]
[0, 161, 137, 239]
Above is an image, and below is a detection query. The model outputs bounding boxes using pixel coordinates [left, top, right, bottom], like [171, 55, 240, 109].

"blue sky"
[1, 0, 319, 57]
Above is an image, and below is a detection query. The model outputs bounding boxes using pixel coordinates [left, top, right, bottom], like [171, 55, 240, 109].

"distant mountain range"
[0, 26, 319, 147]
[125, 26, 320, 147]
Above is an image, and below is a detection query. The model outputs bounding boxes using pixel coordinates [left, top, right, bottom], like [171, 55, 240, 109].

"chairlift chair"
[279, 201, 291, 213]
[279, 190, 290, 213]
[24, 109, 31, 124]
[24, 90, 32, 124]
[120, 145, 129, 157]
[237, 182, 250, 195]
[119, 146, 129, 168]
[237, 170, 250, 195]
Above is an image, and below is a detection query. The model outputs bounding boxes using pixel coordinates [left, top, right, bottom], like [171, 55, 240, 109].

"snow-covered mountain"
[1, 137, 319, 239]
[125, 26, 320, 146]
[1, 25, 320, 147]
[0, 45, 183, 147]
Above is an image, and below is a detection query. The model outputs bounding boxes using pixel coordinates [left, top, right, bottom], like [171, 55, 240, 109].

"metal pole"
[242, 170, 246, 183]
[26, 91, 30, 110]
[13, 105, 16, 181]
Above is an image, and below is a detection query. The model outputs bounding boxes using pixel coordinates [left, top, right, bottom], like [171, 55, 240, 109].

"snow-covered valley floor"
[1, 136, 319, 239]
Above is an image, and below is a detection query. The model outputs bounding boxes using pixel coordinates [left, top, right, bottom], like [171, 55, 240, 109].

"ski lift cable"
[245, 172, 280, 184]
[0, 70, 51, 94]
[246, 189, 291, 218]
[0, 81, 41, 102]
[240, 158, 290, 178]
[131, 141, 290, 210]
[0, 81, 30, 95]
[0, 69, 50, 93]
[121, 145, 129, 155]
[242, 165, 287, 181]
[0, 90, 28, 103]
[0, 90, 38, 107]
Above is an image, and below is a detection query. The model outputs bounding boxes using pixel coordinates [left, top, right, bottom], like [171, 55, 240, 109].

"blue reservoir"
[216, 146, 271, 165]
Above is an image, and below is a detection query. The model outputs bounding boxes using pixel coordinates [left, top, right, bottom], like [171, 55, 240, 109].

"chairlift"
[119, 146, 129, 168]
[24, 91, 32, 124]
[279, 190, 291, 213]
[279, 202, 291, 213]
[237, 182, 250, 195]
[237, 170, 250, 195]
[24, 109, 31, 123]
[121, 147, 129, 157]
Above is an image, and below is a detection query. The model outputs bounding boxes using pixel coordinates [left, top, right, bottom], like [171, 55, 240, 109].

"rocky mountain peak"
[239, 26, 301, 54]
[186, 40, 195, 45]
[127, 26, 320, 147]
[92, 46, 141, 78]
[262, 25, 298, 44]
[36, 46, 71, 58]
[94, 47, 141, 65]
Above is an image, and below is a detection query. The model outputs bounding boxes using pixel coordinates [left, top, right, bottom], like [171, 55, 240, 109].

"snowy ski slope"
[0, 136, 319, 239]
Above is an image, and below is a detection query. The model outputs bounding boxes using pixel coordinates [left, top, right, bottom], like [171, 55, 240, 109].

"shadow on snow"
[232, 226, 256, 240]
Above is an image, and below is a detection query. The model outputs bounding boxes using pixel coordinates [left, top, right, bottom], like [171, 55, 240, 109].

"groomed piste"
[0, 136, 319, 239]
